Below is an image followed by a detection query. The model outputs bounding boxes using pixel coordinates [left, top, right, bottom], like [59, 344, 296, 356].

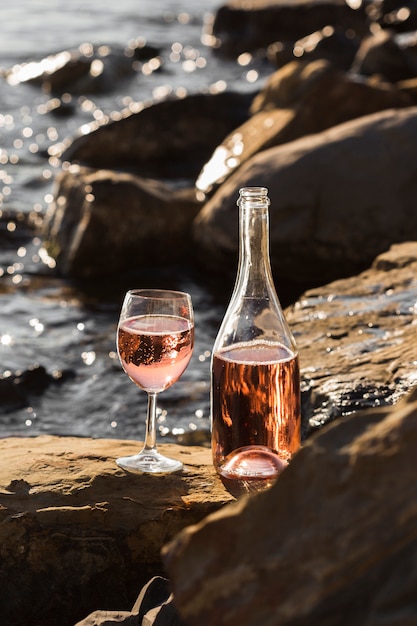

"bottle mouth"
[239, 186, 268, 196]
[238, 187, 270, 206]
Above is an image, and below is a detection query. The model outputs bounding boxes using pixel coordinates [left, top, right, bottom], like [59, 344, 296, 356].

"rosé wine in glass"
[118, 315, 193, 393]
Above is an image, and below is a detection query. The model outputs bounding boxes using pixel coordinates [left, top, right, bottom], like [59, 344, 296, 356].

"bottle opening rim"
[238, 186, 270, 207]
[239, 186, 268, 197]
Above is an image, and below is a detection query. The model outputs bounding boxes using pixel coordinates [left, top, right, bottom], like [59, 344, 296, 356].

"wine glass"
[116, 288, 194, 474]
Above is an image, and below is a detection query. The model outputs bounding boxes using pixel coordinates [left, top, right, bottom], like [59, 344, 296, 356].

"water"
[0, 0, 272, 442]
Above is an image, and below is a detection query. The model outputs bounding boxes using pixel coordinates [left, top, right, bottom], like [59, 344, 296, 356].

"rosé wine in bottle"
[118, 314, 194, 393]
[212, 340, 300, 480]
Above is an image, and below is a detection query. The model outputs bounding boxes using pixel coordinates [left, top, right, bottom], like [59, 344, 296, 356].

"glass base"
[116, 449, 183, 475]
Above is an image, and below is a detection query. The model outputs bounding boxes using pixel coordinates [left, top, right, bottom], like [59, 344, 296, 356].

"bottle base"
[218, 445, 288, 481]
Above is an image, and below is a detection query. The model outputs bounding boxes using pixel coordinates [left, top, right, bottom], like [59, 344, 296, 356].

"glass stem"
[143, 392, 158, 452]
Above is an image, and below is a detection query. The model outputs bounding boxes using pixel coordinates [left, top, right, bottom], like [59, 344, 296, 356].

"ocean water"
[0, 0, 272, 442]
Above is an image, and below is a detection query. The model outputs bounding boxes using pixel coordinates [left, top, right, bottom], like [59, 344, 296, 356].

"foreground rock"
[163, 383, 417, 626]
[194, 106, 417, 285]
[0, 436, 233, 626]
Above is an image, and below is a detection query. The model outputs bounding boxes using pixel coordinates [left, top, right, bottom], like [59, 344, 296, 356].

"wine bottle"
[211, 186, 301, 486]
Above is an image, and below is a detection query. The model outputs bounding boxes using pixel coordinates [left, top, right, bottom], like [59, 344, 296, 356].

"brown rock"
[43, 168, 201, 278]
[196, 59, 413, 193]
[194, 107, 417, 284]
[163, 384, 417, 626]
[351, 29, 417, 82]
[209, 0, 368, 58]
[74, 610, 138, 625]
[397, 76, 417, 102]
[267, 25, 361, 71]
[5, 42, 162, 95]
[0, 436, 233, 626]
[56, 91, 254, 180]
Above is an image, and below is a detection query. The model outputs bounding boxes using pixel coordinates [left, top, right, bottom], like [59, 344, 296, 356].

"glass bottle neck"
[234, 200, 275, 297]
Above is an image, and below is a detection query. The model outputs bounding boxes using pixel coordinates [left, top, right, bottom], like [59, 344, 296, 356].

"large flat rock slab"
[0, 436, 233, 626]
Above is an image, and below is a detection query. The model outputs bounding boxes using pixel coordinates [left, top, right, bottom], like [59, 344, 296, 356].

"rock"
[5, 41, 162, 95]
[397, 75, 417, 100]
[43, 168, 201, 278]
[377, 0, 417, 32]
[267, 24, 361, 71]
[131, 576, 184, 626]
[0, 364, 75, 411]
[289, 241, 417, 435]
[4, 243, 417, 625]
[163, 383, 417, 626]
[196, 59, 413, 193]
[55, 91, 254, 180]
[76, 576, 185, 626]
[209, 0, 368, 59]
[0, 436, 233, 626]
[351, 28, 417, 82]
[75, 610, 138, 625]
[193, 106, 417, 285]
[249, 58, 412, 113]
[43, 90, 255, 279]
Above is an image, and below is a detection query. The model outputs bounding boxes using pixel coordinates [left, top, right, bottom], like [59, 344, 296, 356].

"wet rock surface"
[4, 40, 162, 95]
[0, 364, 75, 411]
[292, 242, 417, 435]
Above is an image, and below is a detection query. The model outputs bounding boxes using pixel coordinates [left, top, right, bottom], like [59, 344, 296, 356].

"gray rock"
[194, 107, 417, 285]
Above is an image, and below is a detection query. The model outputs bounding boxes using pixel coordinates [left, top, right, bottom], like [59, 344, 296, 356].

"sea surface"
[0, 0, 274, 443]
